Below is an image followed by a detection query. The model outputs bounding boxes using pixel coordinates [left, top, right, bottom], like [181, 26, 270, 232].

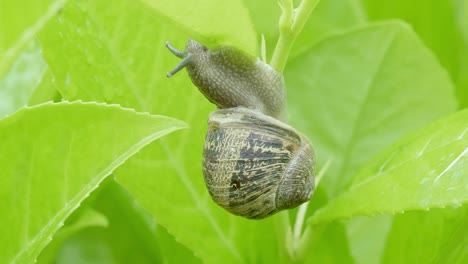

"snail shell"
[203, 107, 315, 219]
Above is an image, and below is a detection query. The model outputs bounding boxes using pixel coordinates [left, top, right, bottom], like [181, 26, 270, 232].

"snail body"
[167, 40, 287, 121]
[166, 40, 315, 219]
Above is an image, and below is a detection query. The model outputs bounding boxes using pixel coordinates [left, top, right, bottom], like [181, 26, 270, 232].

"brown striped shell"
[203, 107, 315, 219]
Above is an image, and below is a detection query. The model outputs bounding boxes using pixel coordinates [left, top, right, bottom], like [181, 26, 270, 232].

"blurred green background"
[1, 0, 467, 263]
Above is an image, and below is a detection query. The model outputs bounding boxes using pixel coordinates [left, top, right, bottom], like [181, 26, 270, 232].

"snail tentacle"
[166, 53, 192, 77]
[165, 41, 185, 58]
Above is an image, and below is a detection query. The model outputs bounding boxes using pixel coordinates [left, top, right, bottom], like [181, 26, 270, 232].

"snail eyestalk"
[165, 41, 185, 58]
[166, 41, 193, 77]
[166, 53, 192, 77]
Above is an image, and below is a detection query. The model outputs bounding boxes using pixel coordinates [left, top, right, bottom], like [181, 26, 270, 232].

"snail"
[166, 40, 315, 219]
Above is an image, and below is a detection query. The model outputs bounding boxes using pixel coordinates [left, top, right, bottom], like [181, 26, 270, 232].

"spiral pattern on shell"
[203, 107, 315, 219]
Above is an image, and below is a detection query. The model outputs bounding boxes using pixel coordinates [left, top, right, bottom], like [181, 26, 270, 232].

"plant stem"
[270, 0, 320, 73]
[293, 202, 309, 243]
[288, 158, 332, 258]
[315, 158, 332, 187]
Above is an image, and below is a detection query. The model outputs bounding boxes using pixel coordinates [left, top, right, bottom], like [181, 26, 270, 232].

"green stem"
[287, 158, 331, 259]
[270, 0, 320, 73]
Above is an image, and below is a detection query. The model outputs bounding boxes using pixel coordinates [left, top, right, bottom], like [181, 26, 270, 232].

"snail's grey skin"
[166, 40, 287, 121]
[166, 40, 315, 219]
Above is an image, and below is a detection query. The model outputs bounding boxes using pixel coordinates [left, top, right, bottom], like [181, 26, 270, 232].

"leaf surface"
[382, 206, 468, 263]
[39, 0, 278, 263]
[0, 101, 186, 263]
[138, 0, 257, 55]
[310, 109, 468, 224]
[0, 0, 65, 79]
[285, 21, 457, 197]
[0, 43, 47, 118]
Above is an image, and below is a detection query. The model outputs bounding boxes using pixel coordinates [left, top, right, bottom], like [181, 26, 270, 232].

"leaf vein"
[434, 147, 468, 182]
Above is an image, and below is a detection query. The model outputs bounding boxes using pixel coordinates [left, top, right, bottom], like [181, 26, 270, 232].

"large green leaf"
[285, 21, 456, 197]
[382, 206, 468, 263]
[0, 101, 186, 263]
[285, 22, 458, 262]
[138, 0, 257, 55]
[38, 179, 201, 264]
[345, 215, 393, 264]
[116, 149, 281, 264]
[0, 0, 66, 79]
[153, 221, 203, 264]
[37, 206, 110, 264]
[361, 0, 459, 76]
[455, 0, 468, 107]
[94, 180, 201, 264]
[361, 0, 467, 108]
[39, 0, 250, 112]
[310, 109, 468, 224]
[27, 69, 62, 105]
[289, 221, 355, 264]
[39, 0, 280, 263]
[241, 0, 280, 59]
[290, 0, 468, 108]
[291, 0, 367, 59]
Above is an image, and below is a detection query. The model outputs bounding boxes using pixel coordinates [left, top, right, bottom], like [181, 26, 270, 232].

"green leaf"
[345, 215, 393, 264]
[361, 0, 467, 108]
[40, 0, 153, 109]
[310, 109, 468, 225]
[39, 0, 210, 112]
[290, 0, 468, 108]
[382, 206, 468, 263]
[37, 207, 109, 263]
[39, 179, 195, 264]
[0, 41, 47, 118]
[55, 228, 116, 264]
[89, 180, 166, 263]
[27, 69, 62, 105]
[138, 0, 258, 55]
[455, 0, 468, 107]
[0, 0, 66, 79]
[285, 21, 457, 197]
[296, 222, 355, 264]
[293, 0, 467, 108]
[291, 0, 367, 59]
[39, 1, 281, 263]
[154, 223, 203, 264]
[242, 0, 280, 59]
[116, 150, 280, 264]
[361, 0, 460, 76]
[93, 179, 200, 264]
[0, 101, 186, 263]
